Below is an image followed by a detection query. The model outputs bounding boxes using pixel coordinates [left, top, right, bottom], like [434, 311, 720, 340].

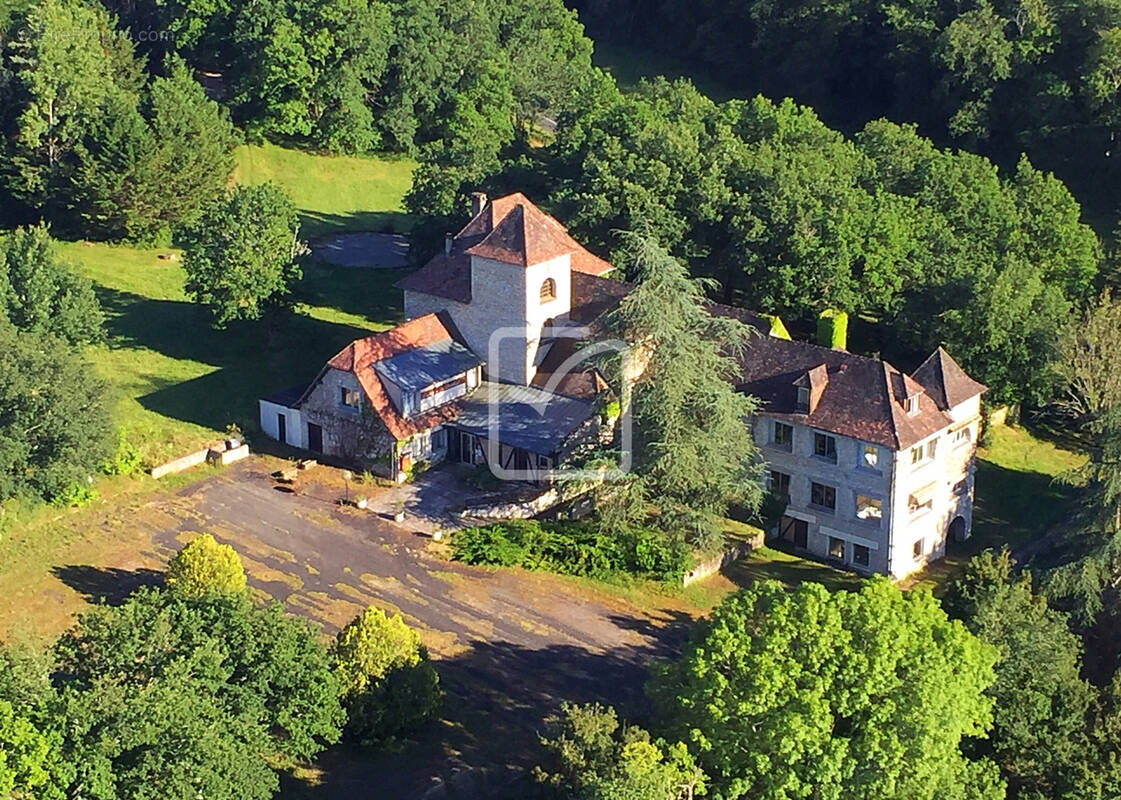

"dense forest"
[570, 0, 1121, 230]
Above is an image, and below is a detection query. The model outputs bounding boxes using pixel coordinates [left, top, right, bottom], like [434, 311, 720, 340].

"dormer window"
[540, 277, 556, 303]
[796, 386, 810, 413]
[905, 394, 919, 415]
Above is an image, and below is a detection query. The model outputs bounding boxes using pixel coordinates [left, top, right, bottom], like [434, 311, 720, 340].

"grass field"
[0, 143, 417, 641]
[231, 143, 416, 238]
[47, 143, 416, 465]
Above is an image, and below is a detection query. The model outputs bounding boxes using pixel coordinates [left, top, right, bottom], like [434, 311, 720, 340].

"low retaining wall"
[683, 530, 765, 587]
[150, 449, 210, 479]
[150, 441, 250, 479]
[460, 470, 609, 521]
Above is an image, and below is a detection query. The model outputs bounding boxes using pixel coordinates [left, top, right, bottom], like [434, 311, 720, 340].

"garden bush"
[452, 520, 689, 581]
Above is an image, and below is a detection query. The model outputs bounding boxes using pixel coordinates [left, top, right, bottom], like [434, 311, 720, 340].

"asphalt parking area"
[142, 459, 695, 796]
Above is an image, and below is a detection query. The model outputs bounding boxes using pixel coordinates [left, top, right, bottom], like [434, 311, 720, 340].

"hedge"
[451, 520, 690, 581]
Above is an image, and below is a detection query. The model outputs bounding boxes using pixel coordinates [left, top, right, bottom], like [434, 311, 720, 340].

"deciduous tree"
[534, 702, 705, 800]
[0, 322, 114, 503]
[649, 579, 1003, 800]
[166, 533, 248, 597]
[332, 605, 441, 742]
[180, 182, 303, 327]
[0, 224, 103, 344]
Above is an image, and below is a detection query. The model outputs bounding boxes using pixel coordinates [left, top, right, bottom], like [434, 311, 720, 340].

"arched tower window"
[539, 277, 556, 303]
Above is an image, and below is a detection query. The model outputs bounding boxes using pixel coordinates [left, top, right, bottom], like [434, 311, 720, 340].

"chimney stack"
[444, 233, 453, 254]
[470, 191, 488, 217]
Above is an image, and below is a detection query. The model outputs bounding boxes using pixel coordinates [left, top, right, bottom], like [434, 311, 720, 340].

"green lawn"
[232, 142, 416, 238]
[50, 144, 416, 464]
[61, 242, 405, 465]
[725, 546, 864, 592]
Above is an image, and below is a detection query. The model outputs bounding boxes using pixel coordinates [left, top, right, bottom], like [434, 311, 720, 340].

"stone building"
[258, 193, 622, 482]
[259, 190, 987, 579]
[731, 331, 986, 579]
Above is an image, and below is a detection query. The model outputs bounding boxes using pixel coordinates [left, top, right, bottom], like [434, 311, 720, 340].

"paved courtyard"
[46, 458, 699, 797]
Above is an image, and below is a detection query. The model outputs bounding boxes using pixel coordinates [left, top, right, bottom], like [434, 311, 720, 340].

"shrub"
[166, 533, 248, 597]
[452, 520, 689, 581]
[101, 429, 143, 476]
[52, 482, 98, 508]
[332, 607, 441, 742]
[817, 308, 848, 350]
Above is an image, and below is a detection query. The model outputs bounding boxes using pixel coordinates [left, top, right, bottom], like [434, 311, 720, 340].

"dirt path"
[42, 459, 699, 796]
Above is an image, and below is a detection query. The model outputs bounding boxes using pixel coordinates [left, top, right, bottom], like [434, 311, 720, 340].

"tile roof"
[306, 312, 475, 440]
[712, 305, 978, 449]
[912, 346, 988, 411]
[570, 272, 632, 325]
[396, 192, 613, 303]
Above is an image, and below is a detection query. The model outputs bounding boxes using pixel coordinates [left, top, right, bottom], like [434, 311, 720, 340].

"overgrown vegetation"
[452, 519, 691, 582]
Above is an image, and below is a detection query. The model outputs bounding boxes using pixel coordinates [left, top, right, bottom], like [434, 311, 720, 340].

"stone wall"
[682, 534, 764, 587]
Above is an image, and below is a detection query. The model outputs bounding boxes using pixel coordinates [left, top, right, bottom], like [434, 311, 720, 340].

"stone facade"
[300, 367, 397, 474]
[757, 393, 980, 580]
[404, 252, 573, 386]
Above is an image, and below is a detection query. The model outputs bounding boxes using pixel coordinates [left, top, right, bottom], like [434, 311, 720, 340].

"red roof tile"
[309, 313, 471, 440]
[713, 307, 965, 450]
[396, 193, 613, 303]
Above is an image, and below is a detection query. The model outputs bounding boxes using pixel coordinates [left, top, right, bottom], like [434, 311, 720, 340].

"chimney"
[444, 233, 453, 254]
[470, 191, 488, 217]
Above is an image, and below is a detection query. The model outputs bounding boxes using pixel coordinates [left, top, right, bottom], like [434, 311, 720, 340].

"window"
[906, 395, 919, 415]
[953, 478, 969, 495]
[913, 538, 925, 560]
[768, 470, 791, 495]
[540, 277, 557, 303]
[853, 544, 870, 567]
[927, 438, 939, 459]
[910, 445, 924, 465]
[779, 516, 808, 549]
[796, 386, 810, 412]
[538, 455, 551, 469]
[810, 482, 836, 511]
[908, 492, 934, 516]
[855, 494, 882, 522]
[340, 387, 360, 409]
[861, 443, 879, 469]
[829, 536, 845, 560]
[954, 426, 972, 446]
[813, 432, 837, 463]
[772, 421, 793, 451]
[431, 427, 447, 452]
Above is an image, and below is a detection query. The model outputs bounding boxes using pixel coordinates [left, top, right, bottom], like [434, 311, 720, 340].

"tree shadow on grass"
[93, 286, 383, 433]
[278, 637, 674, 800]
[298, 209, 415, 239]
[51, 565, 164, 605]
[296, 260, 405, 329]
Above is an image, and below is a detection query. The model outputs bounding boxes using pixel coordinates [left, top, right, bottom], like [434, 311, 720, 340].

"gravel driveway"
[145, 459, 696, 797]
